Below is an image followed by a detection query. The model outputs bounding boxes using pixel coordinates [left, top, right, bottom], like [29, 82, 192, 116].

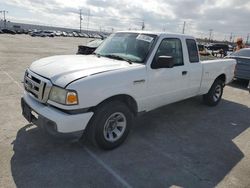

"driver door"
[145, 37, 190, 111]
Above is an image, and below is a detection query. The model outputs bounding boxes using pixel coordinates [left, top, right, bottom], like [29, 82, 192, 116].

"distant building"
[0, 20, 109, 36]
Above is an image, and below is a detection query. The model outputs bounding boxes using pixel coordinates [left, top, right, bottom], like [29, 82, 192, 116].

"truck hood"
[30, 55, 139, 87]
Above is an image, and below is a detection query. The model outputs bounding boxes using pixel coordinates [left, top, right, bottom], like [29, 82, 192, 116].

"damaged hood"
[30, 55, 137, 87]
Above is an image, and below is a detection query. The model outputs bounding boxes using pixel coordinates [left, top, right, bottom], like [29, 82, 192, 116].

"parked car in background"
[87, 33, 95, 38]
[198, 44, 216, 61]
[68, 32, 73, 37]
[14, 29, 24, 34]
[81, 32, 89, 38]
[77, 39, 103, 55]
[228, 44, 234, 51]
[30, 31, 41, 37]
[227, 48, 250, 81]
[207, 43, 229, 57]
[207, 43, 229, 51]
[62, 32, 68, 37]
[198, 44, 210, 56]
[78, 33, 84, 37]
[2, 29, 16, 34]
[42, 31, 55, 37]
[23, 29, 29, 34]
[100, 33, 110, 39]
[72, 32, 79, 37]
[30, 30, 55, 37]
[93, 33, 102, 39]
[54, 31, 62, 37]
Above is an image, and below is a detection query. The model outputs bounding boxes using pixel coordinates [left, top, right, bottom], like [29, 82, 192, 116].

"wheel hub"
[103, 112, 127, 142]
[213, 85, 222, 102]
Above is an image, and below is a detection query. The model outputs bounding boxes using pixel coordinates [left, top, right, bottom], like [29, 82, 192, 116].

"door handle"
[182, 71, 188, 75]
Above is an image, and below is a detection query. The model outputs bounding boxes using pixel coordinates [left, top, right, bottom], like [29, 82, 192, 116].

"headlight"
[49, 86, 78, 105]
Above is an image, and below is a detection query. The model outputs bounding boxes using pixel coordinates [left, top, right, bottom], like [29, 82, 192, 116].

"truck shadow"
[11, 98, 250, 188]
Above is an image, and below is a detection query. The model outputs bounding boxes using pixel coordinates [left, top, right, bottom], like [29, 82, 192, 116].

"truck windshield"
[95, 33, 157, 63]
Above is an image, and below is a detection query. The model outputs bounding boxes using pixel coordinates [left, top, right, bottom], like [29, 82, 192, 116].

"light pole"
[182, 21, 186, 34]
[209, 29, 213, 42]
[0, 10, 8, 28]
[79, 9, 82, 33]
[246, 33, 249, 45]
[141, 20, 145, 30]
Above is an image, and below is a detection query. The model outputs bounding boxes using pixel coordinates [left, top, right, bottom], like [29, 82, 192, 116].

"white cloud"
[2, 0, 250, 40]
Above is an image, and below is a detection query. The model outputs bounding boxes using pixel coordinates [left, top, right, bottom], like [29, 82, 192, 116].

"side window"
[153, 38, 184, 67]
[186, 39, 199, 63]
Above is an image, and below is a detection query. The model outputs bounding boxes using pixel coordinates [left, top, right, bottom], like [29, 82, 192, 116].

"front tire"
[203, 79, 224, 106]
[86, 101, 134, 150]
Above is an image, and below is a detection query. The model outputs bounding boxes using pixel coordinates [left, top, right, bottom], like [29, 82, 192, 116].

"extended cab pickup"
[21, 31, 236, 149]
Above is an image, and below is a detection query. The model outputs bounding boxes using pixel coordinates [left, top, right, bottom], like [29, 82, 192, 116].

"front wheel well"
[90, 94, 138, 116]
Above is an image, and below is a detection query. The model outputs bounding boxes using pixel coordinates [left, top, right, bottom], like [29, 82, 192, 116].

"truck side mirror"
[153, 56, 175, 69]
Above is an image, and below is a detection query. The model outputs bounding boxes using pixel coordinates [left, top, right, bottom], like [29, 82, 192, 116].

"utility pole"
[229, 32, 233, 42]
[209, 29, 213, 42]
[79, 9, 82, 33]
[86, 9, 90, 34]
[182, 21, 186, 34]
[0, 10, 8, 28]
[141, 20, 145, 30]
[232, 35, 235, 43]
[246, 33, 250, 45]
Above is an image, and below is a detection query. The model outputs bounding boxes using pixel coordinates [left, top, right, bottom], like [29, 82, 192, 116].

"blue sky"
[1, 0, 250, 40]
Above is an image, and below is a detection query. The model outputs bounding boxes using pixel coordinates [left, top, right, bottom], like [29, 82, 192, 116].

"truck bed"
[199, 58, 236, 94]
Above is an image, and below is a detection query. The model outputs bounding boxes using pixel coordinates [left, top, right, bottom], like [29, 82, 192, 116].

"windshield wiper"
[102, 54, 133, 64]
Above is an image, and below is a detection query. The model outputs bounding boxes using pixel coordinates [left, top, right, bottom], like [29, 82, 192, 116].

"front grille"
[24, 69, 52, 103]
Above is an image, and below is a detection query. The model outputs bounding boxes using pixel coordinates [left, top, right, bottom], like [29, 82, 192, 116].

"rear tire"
[86, 101, 134, 150]
[203, 79, 224, 106]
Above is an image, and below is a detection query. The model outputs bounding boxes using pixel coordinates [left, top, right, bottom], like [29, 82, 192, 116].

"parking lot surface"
[0, 34, 249, 188]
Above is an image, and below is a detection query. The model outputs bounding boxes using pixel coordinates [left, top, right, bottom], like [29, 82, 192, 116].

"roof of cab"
[116, 30, 195, 39]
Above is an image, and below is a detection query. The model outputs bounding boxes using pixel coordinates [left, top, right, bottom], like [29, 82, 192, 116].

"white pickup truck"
[21, 31, 236, 149]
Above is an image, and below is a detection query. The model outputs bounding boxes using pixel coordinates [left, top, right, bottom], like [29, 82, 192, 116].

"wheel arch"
[90, 94, 138, 116]
[216, 74, 226, 84]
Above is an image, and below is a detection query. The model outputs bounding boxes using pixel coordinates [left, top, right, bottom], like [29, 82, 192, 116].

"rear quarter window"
[186, 39, 199, 63]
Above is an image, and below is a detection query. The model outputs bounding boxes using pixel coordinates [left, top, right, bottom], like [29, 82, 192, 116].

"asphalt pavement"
[0, 34, 249, 188]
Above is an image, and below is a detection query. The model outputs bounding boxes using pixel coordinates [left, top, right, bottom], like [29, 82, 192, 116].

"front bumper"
[21, 92, 93, 138]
